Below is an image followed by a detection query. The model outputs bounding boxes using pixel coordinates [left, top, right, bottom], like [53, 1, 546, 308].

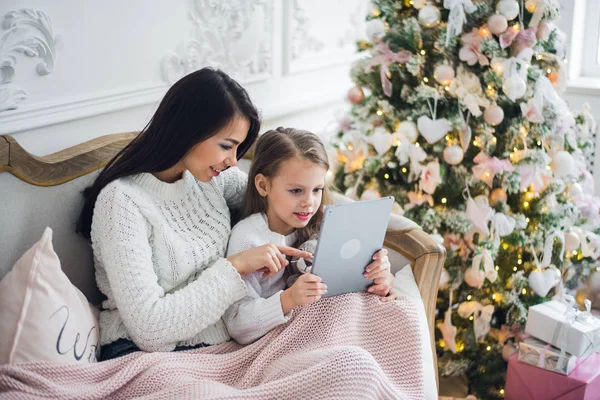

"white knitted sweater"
[91, 168, 248, 352]
[223, 213, 297, 344]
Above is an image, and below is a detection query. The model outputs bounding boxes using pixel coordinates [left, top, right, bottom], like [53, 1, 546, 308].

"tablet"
[311, 196, 394, 297]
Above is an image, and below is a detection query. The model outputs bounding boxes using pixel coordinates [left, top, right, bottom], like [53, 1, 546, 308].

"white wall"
[0, 0, 368, 155]
[556, 0, 600, 192]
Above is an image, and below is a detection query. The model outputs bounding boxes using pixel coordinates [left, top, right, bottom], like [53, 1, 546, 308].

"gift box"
[518, 337, 580, 375]
[506, 352, 600, 399]
[525, 300, 600, 357]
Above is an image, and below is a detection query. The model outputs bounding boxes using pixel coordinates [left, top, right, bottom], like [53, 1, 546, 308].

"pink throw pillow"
[0, 227, 100, 364]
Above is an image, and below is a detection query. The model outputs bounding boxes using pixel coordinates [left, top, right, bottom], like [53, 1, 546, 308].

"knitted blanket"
[0, 293, 426, 399]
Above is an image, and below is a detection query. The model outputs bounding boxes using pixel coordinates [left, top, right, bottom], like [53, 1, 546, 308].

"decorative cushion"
[0, 227, 99, 364]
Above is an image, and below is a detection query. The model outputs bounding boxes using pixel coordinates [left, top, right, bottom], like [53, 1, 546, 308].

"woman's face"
[182, 116, 250, 182]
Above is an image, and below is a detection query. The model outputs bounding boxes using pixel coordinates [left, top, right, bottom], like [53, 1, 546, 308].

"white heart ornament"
[528, 268, 560, 297]
[369, 128, 393, 155]
[417, 116, 451, 144]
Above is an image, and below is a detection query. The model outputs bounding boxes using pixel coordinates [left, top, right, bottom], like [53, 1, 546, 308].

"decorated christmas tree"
[328, 0, 600, 398]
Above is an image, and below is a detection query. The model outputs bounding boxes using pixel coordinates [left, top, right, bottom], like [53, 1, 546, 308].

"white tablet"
[311, 196, 394, 297]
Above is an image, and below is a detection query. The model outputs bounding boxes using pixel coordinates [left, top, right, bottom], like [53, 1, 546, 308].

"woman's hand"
[280, 274, 327, 314]
[365, 249, 397, 301]
[227, 244, 312, 277]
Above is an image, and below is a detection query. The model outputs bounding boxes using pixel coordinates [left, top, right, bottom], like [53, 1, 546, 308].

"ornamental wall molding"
[161, 0, 273, 85]
[0, 9, 62, 112]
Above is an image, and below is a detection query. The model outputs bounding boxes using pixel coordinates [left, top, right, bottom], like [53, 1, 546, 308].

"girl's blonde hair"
[243, 127, 331, 245]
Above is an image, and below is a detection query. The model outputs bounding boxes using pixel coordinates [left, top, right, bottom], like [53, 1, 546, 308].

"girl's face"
[159, 116, 249, 183]
[256, 157, 327, 236]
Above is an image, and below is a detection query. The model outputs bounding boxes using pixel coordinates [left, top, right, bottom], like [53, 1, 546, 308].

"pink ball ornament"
[464, 266, 485, 288]
[443, 145, 464, 165]
[488, 14, 508, 35]
[502, 343, 518, 361]
[434, 64, 455, 85]
[347, 87, 365, 104]
[484, 103, 504, 126]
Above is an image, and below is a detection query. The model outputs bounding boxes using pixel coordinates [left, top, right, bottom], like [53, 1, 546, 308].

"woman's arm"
[92, 185, 247, 352]
[222, 274, 290, 345]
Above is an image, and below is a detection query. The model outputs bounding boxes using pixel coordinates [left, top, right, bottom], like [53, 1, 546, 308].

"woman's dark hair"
[77, 67, 260, 238]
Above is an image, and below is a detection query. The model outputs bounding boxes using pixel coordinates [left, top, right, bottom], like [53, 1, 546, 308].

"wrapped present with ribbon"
[518, 337, 581, 375]
[525, 299, 600, 361]
[506, 352, 600, 400]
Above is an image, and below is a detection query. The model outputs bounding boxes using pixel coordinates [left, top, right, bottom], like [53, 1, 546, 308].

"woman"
[77, 67, 311, 360]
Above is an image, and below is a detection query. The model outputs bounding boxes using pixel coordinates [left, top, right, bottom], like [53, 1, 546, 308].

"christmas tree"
[328, 1, 600, 398]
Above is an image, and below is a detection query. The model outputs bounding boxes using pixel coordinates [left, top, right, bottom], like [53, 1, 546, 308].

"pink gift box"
[506, 353, 600, 399]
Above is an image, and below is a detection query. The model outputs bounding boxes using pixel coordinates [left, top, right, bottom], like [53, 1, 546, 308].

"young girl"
[78, 69, 311, 360]
[224, 127, 395, 344]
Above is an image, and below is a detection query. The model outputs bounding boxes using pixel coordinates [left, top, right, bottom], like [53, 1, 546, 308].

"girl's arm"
[92, 185, 247, 352]
[223, 224, 291, 344]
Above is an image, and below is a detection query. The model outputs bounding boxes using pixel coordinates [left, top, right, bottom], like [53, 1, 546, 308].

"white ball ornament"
[564, 230, 581, 252]
[550, 151, 575, 178]
[366, 18, 386, 42]
[443, 145, 464, 165]
[397, 120, 419, 143]
[484, 103, 505, 126]
[569, 182, 584, 198]
[502, 75, 527, 101]
[434, 64, 455, 85]
[418, 2, 441, 28]
[488, 14, 508, 35]
[496, 0, 520, 20]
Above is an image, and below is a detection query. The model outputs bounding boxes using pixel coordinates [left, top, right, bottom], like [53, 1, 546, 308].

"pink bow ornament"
[365, 42, 412, 97]
[517, 163, 552, 193]
[459, 28, 489, 66]
[500, 26, 537, 54]
[458, 301, 495, 342]
[419, 159, 442, 195]
[472, 152, 515, 188]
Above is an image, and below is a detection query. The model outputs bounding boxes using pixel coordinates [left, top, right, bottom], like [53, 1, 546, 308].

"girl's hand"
[365, 249, 396, 301]
[280, 274, 327, 314]
[227, 244, 312, 277]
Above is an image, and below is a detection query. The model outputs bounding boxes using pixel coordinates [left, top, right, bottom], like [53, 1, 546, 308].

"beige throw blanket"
[0, 293, 426, 399]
